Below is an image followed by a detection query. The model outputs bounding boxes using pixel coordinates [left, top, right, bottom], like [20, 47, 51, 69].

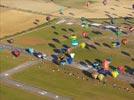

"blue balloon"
[66, 57, 73, 64]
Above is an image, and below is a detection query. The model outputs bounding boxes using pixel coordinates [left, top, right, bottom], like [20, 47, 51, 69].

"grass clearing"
[0, 83, 51, 100]
[7, 18, 134, 68]
[0, 50, 35, 72]
[12, 62, 134, 100]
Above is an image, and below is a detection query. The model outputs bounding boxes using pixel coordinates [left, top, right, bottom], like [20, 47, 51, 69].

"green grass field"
[0, 84, 51, 100]
[0, 50, 35, 72]
[1, 18, 134, 100]
[12, 62, 134, 100]
[8, 18, 134, 68]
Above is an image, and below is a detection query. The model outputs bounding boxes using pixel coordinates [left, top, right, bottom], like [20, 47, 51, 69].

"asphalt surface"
[0, 43, 134, 100]
[0, 44, 71, 100]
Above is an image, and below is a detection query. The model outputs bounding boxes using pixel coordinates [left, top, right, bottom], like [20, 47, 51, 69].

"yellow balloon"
[98, 74, 104, 81]
[111, 71, 119, 78]
[80, 42, 86, 48]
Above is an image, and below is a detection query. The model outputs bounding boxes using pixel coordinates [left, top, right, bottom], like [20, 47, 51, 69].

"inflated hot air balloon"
[82, 32, 88, 38]
[66, 57, 73, 64]
[117, 66, 125, 74]
[114, 29, 122, 37]
[12, 50, 20, 57]
[71, 40, 79, 46]
[70, 35, 77, 40]
[92, 62, 102, 70]
[70, 53, 75, 59]
[121, 38, 128, 45]
[67, 48, 73, 53]
[102, 60, 110, 70]
[98, 74, 104, 81]
[79, 42, 86, 48]
[111, 71, 119, 78]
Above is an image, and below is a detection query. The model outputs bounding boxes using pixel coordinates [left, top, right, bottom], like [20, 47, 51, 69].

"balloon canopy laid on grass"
[92, 71, 99, 79]
[0, 48, 3, 52]
[112, 41, 121, 48]
[26, 48, 34, 54]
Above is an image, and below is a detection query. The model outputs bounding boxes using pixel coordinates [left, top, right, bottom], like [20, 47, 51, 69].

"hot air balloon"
[121, 38, 128, 45]
[70, 53, 75, 59]
[98, 74, 105, 81]
[82, 32, 88, 38]
[79, 42, 86, 48]
[70, 35, 77, 40]
[112, 41, 121, 48]
[12, 50, 20, 57]
[71, 40, 79, 46]
[111, 71, 119, 78]
[102, 60, 110, 70]
[117, 66, 125, 74]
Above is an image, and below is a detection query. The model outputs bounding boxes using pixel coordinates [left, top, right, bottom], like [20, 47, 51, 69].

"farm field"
[0, 0, 134, 38]
[0, 7, 46, 38]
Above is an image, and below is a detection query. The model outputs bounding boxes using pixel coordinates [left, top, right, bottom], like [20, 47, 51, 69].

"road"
[1, 43, 134, 84]
[0, 44, 71, 100]
[0, 60, 71, 100]
[0, 43, 134, 100]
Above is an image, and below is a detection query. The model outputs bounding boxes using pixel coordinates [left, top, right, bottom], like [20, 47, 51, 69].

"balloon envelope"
[98, 74, 104, 81]
[111, 71, 119, 78]
[102, 60, 110, 70]
[80, 42, 86, 48]
[71, 40, 79, 46]
[66, 57, 73, 64]
[70, 53, 75, 58]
